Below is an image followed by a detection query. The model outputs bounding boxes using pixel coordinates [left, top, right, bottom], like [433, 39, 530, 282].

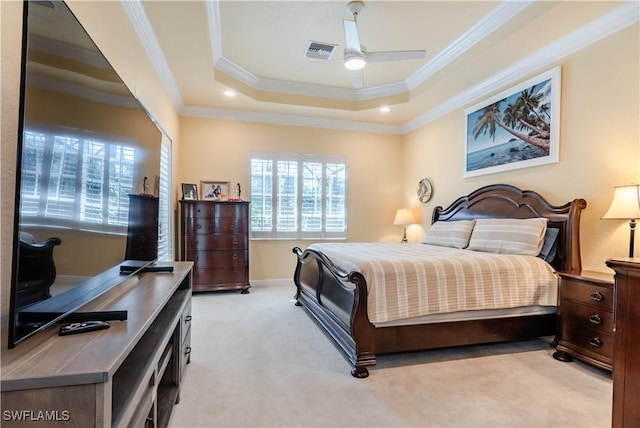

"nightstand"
[553, 271, 614, 371]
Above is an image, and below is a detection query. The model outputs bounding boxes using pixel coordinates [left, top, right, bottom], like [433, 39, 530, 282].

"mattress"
[308, 243, 559, 324]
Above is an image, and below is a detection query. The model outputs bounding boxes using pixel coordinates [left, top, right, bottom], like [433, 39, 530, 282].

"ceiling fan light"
[344, 54, 366, 70]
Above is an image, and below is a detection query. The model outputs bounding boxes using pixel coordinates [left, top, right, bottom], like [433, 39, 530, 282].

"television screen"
[9, 0, 163, 347]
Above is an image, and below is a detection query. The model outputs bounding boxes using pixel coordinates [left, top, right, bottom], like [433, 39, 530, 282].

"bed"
[292, 184, 586, 378]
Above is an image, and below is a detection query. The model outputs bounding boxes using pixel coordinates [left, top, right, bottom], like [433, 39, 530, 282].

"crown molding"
[405, 0, 533, 89]
[121, 0, 183, 109]
[181, 106, 403, 135]
[206, 0, 531, 102]
[127, 0, 638, 135]
[402, 0, 640, 134]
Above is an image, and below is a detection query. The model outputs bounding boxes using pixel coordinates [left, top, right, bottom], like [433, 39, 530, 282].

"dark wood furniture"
[16, 237, 61, 307]
[125, 194, 159, 261]
[605, 258, 640, 428]
[180, 200, 250, 293]
[552, 271, 614, 370]
[293, 184, 586, 377]
[1, 262, 193, 428]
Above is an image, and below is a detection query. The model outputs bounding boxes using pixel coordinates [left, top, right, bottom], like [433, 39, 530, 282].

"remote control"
[59, 321, 110, 336]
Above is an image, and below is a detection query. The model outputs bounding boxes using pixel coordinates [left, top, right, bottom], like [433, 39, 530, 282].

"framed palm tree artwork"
[464, 67, 560, 178]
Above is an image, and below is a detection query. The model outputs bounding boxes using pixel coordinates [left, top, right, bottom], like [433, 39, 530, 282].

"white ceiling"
[126, 1, 635, 133]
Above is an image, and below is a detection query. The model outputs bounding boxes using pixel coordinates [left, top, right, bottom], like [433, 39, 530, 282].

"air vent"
[305, 41, 337, 60]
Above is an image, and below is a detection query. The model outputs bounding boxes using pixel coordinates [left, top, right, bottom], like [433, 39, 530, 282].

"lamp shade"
[602, 185, 640, 220]
[394, 208, 415, 226]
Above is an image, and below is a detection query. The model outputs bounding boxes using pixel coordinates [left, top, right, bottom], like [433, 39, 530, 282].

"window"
[249, 151, 347, 240]
[20, 127, 136, 234]
[157, 135, 172, 261]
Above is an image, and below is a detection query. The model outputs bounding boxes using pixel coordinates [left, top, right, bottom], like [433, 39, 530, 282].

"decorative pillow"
[422, 220, 476, 249]
[538, 227, 560, 262]
[467, 218, 548, 256]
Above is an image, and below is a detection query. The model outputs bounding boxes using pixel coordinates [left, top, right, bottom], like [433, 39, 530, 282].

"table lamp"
[602, 184, 640, 257]
[394, 208, 415, 243]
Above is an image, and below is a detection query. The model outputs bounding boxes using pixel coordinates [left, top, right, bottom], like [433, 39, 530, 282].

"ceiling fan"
[299, 1, 426, 88]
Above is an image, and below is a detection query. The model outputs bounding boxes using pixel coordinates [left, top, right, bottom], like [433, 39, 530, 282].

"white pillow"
[422, 220, 476, 249]
[467, 218, 548, 256]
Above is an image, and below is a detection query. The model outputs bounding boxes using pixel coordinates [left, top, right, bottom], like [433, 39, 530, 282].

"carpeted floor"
[168, 280, 612, 428]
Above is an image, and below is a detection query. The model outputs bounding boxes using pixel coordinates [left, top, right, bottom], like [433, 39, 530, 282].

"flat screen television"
[8, 0, 164, 348]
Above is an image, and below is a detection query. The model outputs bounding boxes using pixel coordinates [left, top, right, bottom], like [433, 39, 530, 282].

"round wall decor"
[417, 178, 433, 203]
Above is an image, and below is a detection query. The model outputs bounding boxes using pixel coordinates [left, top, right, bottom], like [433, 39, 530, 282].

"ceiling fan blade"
[367, 50, 426, 63]
[350, 69, 364, 89]
[343, 19, 362, 54]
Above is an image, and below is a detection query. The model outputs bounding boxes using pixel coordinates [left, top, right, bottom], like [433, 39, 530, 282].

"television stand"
[1, 262, 193, 428]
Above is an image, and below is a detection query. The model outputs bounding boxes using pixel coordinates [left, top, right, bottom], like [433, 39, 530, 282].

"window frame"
[249, 150, 348, 241]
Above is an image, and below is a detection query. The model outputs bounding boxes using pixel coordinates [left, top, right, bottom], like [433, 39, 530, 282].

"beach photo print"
[464, 67, 560, 178]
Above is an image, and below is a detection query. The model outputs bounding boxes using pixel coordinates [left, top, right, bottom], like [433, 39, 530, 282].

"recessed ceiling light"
[379, 106, 390, 113]
[224, 90, 236, 97]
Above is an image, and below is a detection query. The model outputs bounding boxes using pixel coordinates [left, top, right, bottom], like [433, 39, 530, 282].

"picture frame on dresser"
[182, 183, 198, 200]
[201, 180, 230, 201]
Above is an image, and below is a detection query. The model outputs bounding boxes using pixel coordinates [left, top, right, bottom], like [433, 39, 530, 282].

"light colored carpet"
[169, 281, 612, 428]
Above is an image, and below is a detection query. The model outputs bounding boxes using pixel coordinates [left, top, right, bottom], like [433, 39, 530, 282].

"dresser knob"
[192, 240, 199, 246]
[184, 315, 192, 323]
[589, 291, 604, 302]
[233, 254, 239, 260]
[588, 337, 603, 348]
[232, 239, 238, 245]
[197, 224, 202, 229]
[229, 225, 235, 231]
[589, 314, 602, 325]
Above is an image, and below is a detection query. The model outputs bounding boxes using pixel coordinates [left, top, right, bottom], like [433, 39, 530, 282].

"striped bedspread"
[308, 243, 559, 324]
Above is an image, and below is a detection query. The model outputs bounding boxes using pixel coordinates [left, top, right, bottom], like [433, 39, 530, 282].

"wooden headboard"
[432, 184, 587, 274]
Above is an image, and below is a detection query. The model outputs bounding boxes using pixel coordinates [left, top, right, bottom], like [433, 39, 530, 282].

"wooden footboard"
[292, 247, 375, 377]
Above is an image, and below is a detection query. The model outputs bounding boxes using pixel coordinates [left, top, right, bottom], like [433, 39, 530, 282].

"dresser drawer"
[180, 328, 191, 377]
[181, 304, 192, 345]
[182, 203, 215, 218]
[559, 320, 613, 360]
[215, 203, 248, 218]
[560, 278, 613, 310]
[183, 218, 215, 234]
[215, 217, 247, 234]
[185, 250, 247, 268]
[561, 300, 614, 333]
[193, 267, 248, 285]
[183, 217, 248, 234]
[183, 234, 247, 251]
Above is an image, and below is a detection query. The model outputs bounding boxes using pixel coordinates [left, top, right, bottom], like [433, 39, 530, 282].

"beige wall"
[177, 117, 404, 279]
[403, 24, 640, 273]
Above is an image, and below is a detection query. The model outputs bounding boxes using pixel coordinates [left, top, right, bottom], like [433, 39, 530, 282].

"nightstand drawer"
[561, 300, 614, 333]
[560, 278, 613, 310]
[559, 321, 613, 360]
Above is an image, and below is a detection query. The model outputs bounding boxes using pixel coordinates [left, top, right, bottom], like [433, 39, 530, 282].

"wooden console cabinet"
[125, 194, 159, 261]
[1, 262, 193, 428]
[605, 258, 640, 428]
[553, 271, 614, 371]
[180, 200, 250, 293]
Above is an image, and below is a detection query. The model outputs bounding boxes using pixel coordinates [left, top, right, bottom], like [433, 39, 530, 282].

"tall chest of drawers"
[125, 194, 159, 261]
[553, 271, 614, 370]
[179, 200, 251, 293]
